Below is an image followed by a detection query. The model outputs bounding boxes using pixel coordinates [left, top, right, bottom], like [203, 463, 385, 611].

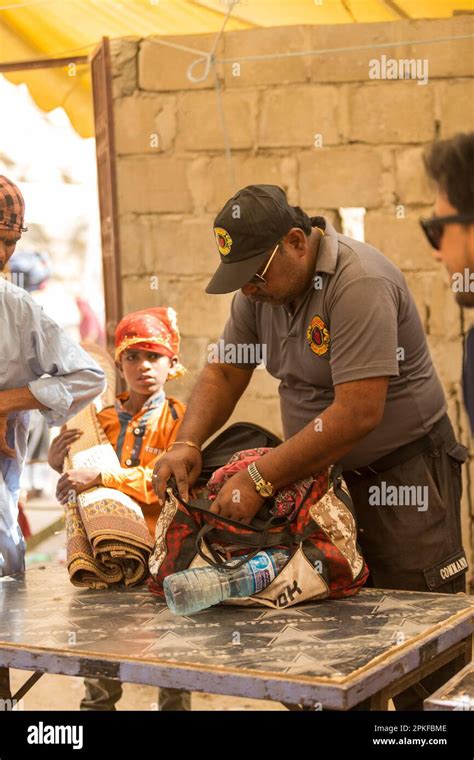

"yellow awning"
[0, 0, 471, 138]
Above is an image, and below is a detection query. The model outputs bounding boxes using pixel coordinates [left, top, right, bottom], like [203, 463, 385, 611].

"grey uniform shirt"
[220, 219, 446, 470]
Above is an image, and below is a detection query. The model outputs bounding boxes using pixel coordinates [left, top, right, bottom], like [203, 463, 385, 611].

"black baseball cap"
[206, 184, 302, 294]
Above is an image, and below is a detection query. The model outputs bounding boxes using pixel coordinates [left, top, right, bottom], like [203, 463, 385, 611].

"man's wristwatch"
[247, 462, 275, 498]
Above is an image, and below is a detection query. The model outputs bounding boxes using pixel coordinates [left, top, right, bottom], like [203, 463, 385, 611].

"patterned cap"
[0, 176, 26, 234]
[114, 306, 186, 380]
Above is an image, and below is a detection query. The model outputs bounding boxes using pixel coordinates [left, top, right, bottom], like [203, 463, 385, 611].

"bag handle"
[330, 465, 357, 517]
[169, 474, 320, 571]
[195, 513, 291, 571]
[195, 524, 225, 566]
[168, 480, 288, 534]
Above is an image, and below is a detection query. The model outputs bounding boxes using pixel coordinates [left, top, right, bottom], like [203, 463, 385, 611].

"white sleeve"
[23, 297, 106, 426]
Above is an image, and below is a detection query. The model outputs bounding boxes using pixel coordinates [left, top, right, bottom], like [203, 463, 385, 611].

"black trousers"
[344, 415, 468, 710]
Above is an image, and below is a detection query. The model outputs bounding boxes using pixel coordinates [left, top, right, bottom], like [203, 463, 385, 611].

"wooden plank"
[90, 37, 123, 355]
[0, 56, 88, 73]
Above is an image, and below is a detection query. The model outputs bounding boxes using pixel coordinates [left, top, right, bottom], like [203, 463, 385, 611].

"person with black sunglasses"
[422, 132, 474, 434]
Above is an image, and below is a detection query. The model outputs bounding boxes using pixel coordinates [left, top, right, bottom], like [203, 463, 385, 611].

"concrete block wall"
[108, 15, 474, 581]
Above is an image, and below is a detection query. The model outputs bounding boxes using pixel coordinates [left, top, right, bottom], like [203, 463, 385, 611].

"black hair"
[423, 133, 474, 215]
[290, 206, 320, 236]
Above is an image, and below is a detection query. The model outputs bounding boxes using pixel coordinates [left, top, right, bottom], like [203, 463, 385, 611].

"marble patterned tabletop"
[0, 565, 472, 708]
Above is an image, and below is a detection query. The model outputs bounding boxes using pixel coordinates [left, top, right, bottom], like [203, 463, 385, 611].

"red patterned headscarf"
[0, 176, 26, 234]
[115, 307, 186, 380]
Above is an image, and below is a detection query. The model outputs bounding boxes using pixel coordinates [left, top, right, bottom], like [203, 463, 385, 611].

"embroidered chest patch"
[306, 315, 330, 356]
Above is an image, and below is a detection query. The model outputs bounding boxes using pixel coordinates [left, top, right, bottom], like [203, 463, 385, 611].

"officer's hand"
[48, 427, 83, 473]
[209, 470, 264, 523]
[152, 446, 202, 504]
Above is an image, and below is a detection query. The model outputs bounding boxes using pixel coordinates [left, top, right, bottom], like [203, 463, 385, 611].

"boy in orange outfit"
[52, 307, 186, 532]
[49, 307, 190, 711]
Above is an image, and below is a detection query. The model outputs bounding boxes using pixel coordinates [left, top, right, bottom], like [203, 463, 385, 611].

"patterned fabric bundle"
[64, 347, 153, 589]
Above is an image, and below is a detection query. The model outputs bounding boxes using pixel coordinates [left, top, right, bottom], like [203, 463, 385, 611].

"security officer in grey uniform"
[153, 184, 468, 710]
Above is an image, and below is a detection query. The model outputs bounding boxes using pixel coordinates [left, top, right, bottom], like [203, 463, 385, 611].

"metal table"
[0, 565, 472, 710]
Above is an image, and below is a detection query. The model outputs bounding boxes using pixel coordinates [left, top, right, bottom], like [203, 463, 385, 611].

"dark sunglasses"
[419, 214, 474, 251]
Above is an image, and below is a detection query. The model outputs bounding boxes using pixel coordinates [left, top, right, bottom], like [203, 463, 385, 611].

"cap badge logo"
[214, 227, 233, 256]
[307, 315, 330, 357]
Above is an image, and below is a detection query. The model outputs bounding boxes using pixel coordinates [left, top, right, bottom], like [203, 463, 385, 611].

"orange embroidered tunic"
[99, 391, 185, 535]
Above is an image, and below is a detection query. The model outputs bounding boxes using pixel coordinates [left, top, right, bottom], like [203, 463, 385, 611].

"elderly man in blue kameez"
[0, 175, 106, 706]
[0, 174, 106, 579]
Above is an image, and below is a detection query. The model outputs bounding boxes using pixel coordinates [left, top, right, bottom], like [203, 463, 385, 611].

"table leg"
[0, 667, 11, 701]
[369, 691, 389, 710]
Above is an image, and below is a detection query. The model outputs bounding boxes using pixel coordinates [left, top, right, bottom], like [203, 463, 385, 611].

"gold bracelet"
[166, 440, 201, 453]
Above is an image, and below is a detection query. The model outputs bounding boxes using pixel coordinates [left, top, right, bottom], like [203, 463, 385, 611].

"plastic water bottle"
[164, 548, 290, 615]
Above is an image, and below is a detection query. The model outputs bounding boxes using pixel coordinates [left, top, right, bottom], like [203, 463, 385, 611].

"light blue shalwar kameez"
[0, 280, 106, 577]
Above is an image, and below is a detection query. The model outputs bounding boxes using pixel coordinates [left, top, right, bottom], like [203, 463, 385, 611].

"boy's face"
[118, 348, 175, 396]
